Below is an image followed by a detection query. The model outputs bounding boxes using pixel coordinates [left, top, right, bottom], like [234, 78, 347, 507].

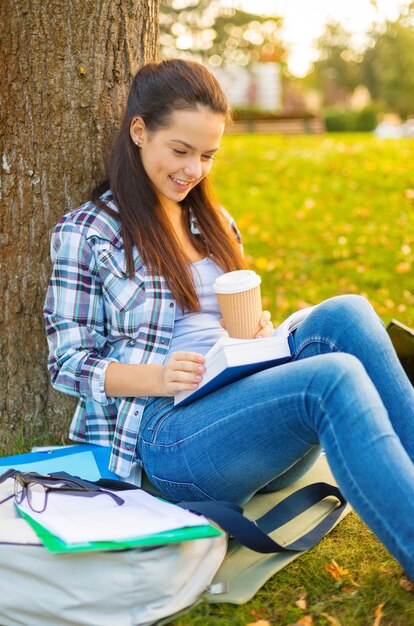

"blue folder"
[0, 444, 118, 481]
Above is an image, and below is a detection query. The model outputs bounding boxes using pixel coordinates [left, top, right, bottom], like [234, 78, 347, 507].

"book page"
[273, 305, 316, 338]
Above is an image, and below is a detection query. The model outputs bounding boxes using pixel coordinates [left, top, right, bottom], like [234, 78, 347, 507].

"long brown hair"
[92, 59, 245, 311]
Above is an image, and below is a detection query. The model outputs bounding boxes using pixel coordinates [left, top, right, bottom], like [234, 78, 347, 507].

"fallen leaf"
[320, 613, 342, 626]
[288, 617, 313, 626]
[325, 559, 350, 581]
[246, 621, 272, 626]
[340, 587, 359, 595]
[395, 261, 411, 274]
[373, 602, 385, 626]
[295, 593, 308, 610]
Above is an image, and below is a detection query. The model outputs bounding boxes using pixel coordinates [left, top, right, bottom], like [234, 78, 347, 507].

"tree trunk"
[0, 0, 159, 452]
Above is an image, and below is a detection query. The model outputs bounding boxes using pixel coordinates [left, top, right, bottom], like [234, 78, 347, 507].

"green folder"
[18, 509, 222, 554]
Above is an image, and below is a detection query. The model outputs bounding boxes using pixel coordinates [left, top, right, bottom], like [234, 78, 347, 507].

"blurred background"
[157, 0, 414, 328]
[159, 0, 414, 136]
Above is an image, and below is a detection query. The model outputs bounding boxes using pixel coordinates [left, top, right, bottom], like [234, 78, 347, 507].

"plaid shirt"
[44, 190, 241, 478]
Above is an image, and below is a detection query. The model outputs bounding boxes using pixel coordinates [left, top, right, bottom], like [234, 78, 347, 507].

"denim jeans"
[138, 295, 414, 578]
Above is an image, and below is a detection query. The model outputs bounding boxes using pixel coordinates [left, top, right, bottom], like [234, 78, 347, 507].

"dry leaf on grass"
[288, 617, 313, 626]
[320, 613, 342, 626]
[246, 620, 272, 626]
[325, 559, 350, 581]
[373, 602, 385, 626]
[325, 559, 360, 590]
[295, 593, 308, 610]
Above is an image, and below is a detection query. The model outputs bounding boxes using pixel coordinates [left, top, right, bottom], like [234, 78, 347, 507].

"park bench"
[226, 116, 325, 135]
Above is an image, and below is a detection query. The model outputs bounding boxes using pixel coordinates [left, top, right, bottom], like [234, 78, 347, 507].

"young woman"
[44, 59, 414, 579]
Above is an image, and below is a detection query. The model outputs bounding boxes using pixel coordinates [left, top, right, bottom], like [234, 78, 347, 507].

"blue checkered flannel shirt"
[44, 190, 241, 478]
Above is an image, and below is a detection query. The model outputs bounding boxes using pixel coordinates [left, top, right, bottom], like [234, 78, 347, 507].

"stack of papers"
[16, 488, 221, 553]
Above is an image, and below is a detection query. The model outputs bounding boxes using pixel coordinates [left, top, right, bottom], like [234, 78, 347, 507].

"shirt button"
[160, 339, 166, 344]
[126, 445, 133, 451]
[134, 411, 139, 416]
[128, 339, 136, 346]
[169, 302, 174, 308]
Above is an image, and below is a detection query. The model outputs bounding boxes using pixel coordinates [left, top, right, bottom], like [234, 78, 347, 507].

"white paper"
[16, 488, 209, 544]
[272, 305, 316, 338]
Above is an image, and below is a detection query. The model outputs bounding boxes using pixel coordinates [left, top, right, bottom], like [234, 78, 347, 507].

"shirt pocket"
[96, 245, 146, 340]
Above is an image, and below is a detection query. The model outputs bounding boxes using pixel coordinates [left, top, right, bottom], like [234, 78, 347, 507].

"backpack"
[0, 452, 348, 626]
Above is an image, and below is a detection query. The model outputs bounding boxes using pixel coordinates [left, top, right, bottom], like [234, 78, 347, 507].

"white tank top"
[166, 257, 228, 357]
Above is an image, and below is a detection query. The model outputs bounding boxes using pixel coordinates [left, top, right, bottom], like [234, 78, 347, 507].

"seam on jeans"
[293, 336, 340, 361]
[151, 473, 215, 501]
[151, 406, 176, 440]
[142, 398, 174, 432]
[315, 398, 411, 566]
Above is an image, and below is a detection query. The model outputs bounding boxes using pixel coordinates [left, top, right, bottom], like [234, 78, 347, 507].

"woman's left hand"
[255, 310, 273, 339]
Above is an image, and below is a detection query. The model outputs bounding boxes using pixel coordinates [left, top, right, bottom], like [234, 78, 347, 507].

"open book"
[174, 305, 315, 407]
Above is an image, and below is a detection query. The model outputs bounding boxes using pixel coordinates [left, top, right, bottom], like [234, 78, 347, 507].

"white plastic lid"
[213, 270, 261, 294]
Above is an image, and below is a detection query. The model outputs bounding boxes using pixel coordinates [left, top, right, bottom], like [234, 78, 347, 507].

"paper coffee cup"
[213, 270, 262, 339]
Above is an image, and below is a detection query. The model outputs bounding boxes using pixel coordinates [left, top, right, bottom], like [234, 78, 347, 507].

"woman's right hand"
[160, 351, 205, 396]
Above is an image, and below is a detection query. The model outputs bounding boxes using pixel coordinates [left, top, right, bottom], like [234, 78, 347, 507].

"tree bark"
[0, 0, 159, 451]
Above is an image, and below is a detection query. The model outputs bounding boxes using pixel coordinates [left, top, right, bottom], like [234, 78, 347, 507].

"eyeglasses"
[0, 469, 124, 513]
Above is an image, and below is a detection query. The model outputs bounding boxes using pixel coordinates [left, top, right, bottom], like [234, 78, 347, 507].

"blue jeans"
[138, 295, 414, 578]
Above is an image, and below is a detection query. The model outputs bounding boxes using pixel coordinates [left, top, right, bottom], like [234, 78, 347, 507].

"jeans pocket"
[150, 474, 214, 502]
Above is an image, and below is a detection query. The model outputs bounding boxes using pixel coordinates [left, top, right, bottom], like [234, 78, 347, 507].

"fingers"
[171, 351, 205, 363]
[169, 351, 205, 370]
[255, 310, 273, 339]
[164, 351, 206, 392]
[261, 310, 272, 325]
[170, 362, 204, 380]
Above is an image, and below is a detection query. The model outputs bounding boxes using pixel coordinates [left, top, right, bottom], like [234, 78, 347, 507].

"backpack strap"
[177, 482, 346, 554]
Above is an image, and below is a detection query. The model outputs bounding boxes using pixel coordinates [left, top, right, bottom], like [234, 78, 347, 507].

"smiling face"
[130, 107, 225, 212]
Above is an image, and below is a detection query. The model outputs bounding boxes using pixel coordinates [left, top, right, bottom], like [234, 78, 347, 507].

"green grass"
[167, 134, 414, 625]
[170, 512, 414, 625]
[5, 133, 414, 624]
[212, 133, 414, 329]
